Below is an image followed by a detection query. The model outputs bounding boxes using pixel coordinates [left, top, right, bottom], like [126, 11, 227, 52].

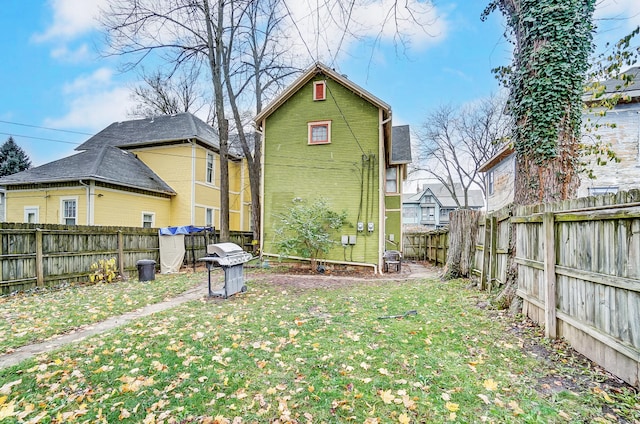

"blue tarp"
[158, 225, 209, 236]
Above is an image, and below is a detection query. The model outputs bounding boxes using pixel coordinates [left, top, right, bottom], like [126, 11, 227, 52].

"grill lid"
[207, 242, 244, 257]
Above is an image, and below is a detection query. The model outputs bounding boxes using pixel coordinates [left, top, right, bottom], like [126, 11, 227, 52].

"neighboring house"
[403, 183, 484, 229]
[480, 67, 640, 212]
[254, 62, 411, 272]
[0, 113, 251, 230]
[478, 144, 515, 212]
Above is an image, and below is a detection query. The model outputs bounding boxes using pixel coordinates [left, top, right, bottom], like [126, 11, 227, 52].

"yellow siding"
[93, 189, 171, 227]
[5, 142, 252, 231]
[134, 144, 196, 225]
[7, 187, 87, 224]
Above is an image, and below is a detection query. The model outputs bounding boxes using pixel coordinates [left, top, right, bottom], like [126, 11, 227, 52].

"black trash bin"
[137, 259, 156, 281]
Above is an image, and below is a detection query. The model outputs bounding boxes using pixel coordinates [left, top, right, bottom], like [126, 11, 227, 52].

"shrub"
[89, 257, 119, 284]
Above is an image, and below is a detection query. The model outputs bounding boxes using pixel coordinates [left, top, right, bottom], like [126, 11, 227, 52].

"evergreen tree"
[0, 136, 32, 177]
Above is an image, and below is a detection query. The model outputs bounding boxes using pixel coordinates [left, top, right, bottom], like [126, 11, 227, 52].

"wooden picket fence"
[0, 223, 252, 295]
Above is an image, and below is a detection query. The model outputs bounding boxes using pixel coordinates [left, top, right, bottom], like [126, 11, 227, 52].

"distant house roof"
[478, 144, 515, 173]
[254, 62, 391, 124]
[75, 113, 243, 159]
[391, 125, 412, 165]
[0, 146, 176, 195]
[403, 183, 484, 209]
[584, 66, 640, 103]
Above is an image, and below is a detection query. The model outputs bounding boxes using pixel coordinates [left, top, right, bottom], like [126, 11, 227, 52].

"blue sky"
[1, 0, 639, 167]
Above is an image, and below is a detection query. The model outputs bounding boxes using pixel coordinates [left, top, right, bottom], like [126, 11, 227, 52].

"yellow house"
[0, 113, 251, 230]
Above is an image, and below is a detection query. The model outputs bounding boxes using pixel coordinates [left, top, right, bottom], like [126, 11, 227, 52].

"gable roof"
[0, 146, 176, 195]
[391, 125, 412, 164]
[254, 62, 391, 124]
[75, 113, 243, 159]
[403, 183, 484, 208]
[478, 144, 515, 173]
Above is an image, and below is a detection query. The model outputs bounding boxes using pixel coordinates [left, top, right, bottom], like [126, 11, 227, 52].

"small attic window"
[313, 81, 326, 101]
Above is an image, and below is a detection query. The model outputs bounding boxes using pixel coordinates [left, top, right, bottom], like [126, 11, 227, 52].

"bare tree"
[101, 0, 235, 239]
[223, 0, 299, 247]
[101, 0, 442, 244]
[413, 95, 511, 207]
[128, 67, 212, 119]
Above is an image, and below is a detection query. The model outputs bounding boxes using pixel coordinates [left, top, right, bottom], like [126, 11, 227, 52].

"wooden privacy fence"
[0, 223, 253, 295]
[474, 190, 640, 387]
[473, 206, 512, 291]
[402, 229, 449, 265]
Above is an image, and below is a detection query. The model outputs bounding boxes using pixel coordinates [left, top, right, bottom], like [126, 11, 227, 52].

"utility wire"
[325, 81, 367, 157]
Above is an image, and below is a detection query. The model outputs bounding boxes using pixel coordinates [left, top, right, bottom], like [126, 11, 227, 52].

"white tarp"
[159, 234, 185, 273]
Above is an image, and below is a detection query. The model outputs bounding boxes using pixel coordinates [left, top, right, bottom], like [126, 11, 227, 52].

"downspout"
[378, 109, 388, 274]
[257, 122, 266, 259]
[191, 139, 196, 225]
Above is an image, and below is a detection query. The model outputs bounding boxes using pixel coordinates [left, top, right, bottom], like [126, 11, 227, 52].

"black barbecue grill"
[199, 242, 253, 298]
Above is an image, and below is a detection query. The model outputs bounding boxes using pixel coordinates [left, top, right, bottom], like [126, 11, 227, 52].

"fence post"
[118, 230, 125, 280]
[489, 216, 498, 291]
[36, 228, 44, 287]
[543, 212, 557, 339]
[480, 217, 491, 290]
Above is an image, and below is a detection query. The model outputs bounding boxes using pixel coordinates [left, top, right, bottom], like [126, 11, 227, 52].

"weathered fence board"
[0, 223, 252, 295]
[473, 190, 640, 387]
[402, 230, 448, 265]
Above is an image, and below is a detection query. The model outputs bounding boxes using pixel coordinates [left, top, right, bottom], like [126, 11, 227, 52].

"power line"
[0, 132, 81, 146]
[0, 120, 95, 136]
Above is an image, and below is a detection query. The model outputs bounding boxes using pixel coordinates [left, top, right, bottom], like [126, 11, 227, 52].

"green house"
[254, 63, 412, 273]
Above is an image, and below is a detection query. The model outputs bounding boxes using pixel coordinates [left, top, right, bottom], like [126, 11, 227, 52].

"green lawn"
[0, 274, 637, 423]
[0, 272, 204, 354]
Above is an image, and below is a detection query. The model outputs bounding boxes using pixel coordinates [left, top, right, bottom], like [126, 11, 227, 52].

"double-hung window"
[488, 171, 495, 195]
[385, 167, 398, 193]
[61, 198, 77, 225]
[206, 153, 214, 184]
[205, 208, 213, 227]
[142, 212, 155, 228]
[308, 121, 331, 145]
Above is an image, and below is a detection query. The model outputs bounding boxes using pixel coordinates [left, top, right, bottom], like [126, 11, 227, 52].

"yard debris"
[377, 310, 417, 320]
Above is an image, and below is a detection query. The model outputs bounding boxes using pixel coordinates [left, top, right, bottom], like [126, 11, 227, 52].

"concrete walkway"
[0, 263, 439, 370]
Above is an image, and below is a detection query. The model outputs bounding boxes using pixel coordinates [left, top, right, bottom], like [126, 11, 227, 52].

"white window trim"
[142, 211, 155, 228]
[488, 170, 495, 195]
[313, 81, 326, 101]
[60, 196, 78, 225]
[24, 206, 39, 224]
[385, 167, 398, 193]
[206, 152, 215, 185]
[205, 208, 214, 227]
[308, 120, 332, 145]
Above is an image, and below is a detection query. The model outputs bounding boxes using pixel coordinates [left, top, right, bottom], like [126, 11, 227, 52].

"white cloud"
[44, 68, 135, 132]
[50, 43, 92, 63]
[33, 0, 107, 42]
[283, 0, 447, 64]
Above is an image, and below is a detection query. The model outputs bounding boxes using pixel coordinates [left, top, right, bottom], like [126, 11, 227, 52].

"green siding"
[385, 195, 401, 210]
[263, 75, 382, 265]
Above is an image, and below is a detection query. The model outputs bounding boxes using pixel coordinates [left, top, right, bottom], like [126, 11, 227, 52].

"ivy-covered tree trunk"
[485, 0, 596, 204]
[483, 0, 596, 309]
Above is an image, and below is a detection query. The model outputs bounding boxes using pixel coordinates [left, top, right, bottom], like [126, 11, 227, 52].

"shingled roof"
[391, 125, 412, 164]
[0, 146, 175, 195]
[75, 113, 243, 159]
[584, 66, 640, 103]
